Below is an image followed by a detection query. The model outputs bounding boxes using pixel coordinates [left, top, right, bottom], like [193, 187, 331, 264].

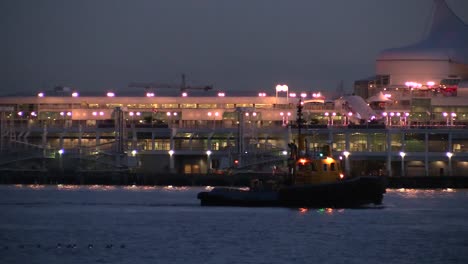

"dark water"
[0, 185, 467, 264]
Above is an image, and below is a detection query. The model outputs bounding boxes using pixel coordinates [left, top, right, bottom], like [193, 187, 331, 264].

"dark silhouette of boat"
[197, 175, 385, 208]
[197, 98, 386, 208]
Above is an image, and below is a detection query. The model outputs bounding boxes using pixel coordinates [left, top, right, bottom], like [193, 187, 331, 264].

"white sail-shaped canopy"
[376, 0, 468, 86]
[378, 0, 468, 63]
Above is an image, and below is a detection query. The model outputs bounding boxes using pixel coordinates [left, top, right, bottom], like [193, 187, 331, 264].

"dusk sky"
[1, 0, 467, 96]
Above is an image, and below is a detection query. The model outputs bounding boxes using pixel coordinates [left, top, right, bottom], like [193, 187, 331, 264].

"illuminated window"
[180, 104, 197, 109]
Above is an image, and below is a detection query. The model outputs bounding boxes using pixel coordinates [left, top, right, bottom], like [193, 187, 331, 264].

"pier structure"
[0, 92, 467, 177]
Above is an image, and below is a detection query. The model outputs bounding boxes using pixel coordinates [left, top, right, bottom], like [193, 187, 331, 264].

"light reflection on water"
[387, 188, 457, 198]
[11, 184, 194, 192]
[0, 186, 467, 264]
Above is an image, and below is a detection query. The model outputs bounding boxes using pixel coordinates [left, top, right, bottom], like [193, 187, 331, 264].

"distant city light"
[446, 152, 453, 158]
[146, 92, 155, 97]
[217, 92, 225, 97]
[181, 92, 188, 97]
[312, 92, 322, 98]
[427, 81, 435, 86]
[300, 93, 307, 98]
[31, 111, 37, 116]
[17, 111, 23, 116]
[275, 84, 288, 92]
[136, 112, 141, 116]
[58, 149, 64, 155]
[168, 150, 174, 156]
[206, 150, 212, 156]
[60, 112, 65, 116]
[92, 112, 97, 116]
[289, 93, 297, 98]
[66, 112, 72, 116]
[405, 81, 422, 88]
[258, 92, 266, 97]
[37, 92, 44, 97]
[72, 92, 79, 97]
[106, 92, 115, 97]
[99, 111, 104, 116]
[131, 150, 137, 156]
[129, 112, 134, 116]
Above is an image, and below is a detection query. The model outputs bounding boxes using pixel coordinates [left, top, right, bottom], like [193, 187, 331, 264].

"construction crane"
[128, 74, 213, 93]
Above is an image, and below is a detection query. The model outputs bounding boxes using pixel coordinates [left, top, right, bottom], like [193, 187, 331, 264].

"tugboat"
[197, 99, 386, 208]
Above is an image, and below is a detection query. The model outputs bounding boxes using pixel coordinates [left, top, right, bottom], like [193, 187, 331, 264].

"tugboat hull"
[278, 176, 385, 208]
[197, 176, 386, 208]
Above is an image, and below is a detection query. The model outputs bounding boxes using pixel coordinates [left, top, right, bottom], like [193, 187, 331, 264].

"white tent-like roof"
[377, 0, 468, 65]
[367, 92, 392, 103]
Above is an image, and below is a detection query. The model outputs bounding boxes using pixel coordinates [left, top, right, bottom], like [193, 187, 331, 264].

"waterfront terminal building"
[1, 0, 467, 179]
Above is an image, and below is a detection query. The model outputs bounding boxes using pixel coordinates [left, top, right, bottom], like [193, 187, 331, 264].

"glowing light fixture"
[275, 84, 288, 92]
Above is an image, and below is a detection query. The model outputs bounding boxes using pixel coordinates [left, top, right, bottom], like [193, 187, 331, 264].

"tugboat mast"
[296, 98, 305, 154]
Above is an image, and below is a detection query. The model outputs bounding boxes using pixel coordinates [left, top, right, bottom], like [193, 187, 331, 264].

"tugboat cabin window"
[331, 163, 336, 171]
[323, 164, 328, 171]
[311, 163, 317, 171]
